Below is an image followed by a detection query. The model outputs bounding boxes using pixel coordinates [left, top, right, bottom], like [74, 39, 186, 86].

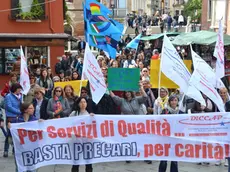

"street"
[0, 133, 227, 172]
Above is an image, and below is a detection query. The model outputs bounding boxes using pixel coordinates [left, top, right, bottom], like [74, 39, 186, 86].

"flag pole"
[158, 35, 166, 98]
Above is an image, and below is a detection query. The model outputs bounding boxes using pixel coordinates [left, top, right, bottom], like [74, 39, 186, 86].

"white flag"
[20, 46, 30, 95]
[190, 67, 225, 112]
[82, 43, 106, 104]
[191, 45, 225, 88]
[213, 19, 225, 79]
[161, 35, 205, 106]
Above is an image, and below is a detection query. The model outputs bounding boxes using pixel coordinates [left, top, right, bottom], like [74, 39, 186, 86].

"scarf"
[53, 96, 63, 115]
[167, 106, 179, 114]
[157, 96, 169, 109]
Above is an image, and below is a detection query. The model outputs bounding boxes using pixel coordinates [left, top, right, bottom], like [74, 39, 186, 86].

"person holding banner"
[46, 86, 71, 118]
[215, 87, 230, 167]
[8, 102, 40, 172]
[154, 87, 169, 115]
[69, 97, 94, 172]
[3, 83, 22, 158]
[109, 82, 148, 163]
[159, 95, 181, 172]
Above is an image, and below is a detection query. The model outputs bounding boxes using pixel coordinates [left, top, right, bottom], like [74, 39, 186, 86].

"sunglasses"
[143, 70, 148, 72]
[81, 91, 87, 94]
[55, 90, 62, 92]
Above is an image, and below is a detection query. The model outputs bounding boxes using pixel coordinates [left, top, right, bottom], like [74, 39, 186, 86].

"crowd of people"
[126, 11, 186, 34]
[0, 35, 229, 172]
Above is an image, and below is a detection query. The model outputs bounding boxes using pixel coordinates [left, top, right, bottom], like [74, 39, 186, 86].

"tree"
[183, 0, 202, 23]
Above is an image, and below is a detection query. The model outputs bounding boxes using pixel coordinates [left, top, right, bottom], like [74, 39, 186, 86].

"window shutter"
[11, 0, 19, 19]
[38, 0, 46, 19]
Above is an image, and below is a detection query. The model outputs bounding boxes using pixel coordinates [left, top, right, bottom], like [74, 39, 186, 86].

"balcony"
[173, 0, 185, 6]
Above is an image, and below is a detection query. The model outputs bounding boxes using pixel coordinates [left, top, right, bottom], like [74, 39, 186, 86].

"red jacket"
[1, 82, 11, 97]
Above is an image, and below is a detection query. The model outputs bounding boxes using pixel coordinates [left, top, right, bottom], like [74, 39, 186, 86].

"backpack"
[55, 62, 62, 74]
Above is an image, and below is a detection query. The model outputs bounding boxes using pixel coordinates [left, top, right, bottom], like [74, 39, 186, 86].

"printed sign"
[108, 68, 140, 91]
[10, 113, 230, 171]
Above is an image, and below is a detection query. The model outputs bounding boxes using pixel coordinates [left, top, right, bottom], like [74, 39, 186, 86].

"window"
[11, 0, 46, 20]
[208, 0, 212, 20]
[0, 48, 21, 74]
[0, 47, 49, 74]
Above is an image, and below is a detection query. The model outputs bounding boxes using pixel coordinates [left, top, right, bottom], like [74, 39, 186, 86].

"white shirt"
[178, 15, 184, 23]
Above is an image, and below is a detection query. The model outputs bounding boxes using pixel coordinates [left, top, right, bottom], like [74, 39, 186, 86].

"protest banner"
[54, 80, 88, 95]
[108, 68, 140, 91]
[11, 113, 230, 171]
[150, 59, 192, 88]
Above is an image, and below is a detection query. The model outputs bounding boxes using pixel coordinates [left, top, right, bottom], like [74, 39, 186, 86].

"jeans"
[159, 161, 178, 172]
[71, 164, 93, 172]
[167, 24, 171, 32]
[228, 158, 230, 172]
[4, 119, 10, 152]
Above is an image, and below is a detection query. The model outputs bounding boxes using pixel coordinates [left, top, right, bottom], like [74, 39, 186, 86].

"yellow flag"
[54, 80, 88, 95]
[150, 59, 192, 88]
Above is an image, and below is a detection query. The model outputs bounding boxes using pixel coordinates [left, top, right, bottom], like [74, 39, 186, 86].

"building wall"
[66, 0, 84, 36]
[201, 0, 211, 30]
[0, 0, 65, 88]
[226, 0, 230, 34]
[0, 1, 64, 33]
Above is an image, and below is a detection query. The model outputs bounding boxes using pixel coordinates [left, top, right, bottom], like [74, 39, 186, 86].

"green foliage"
[16, 0, 44, 20]
[63, 0, 71, 24]
[183, 0, 202, 23]
[30, 0, 44, 18]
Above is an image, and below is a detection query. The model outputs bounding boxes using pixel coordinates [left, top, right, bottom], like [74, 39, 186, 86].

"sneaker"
[197, 163, 202, 165]
[215, 161, 222, 166]
[203, 162, 210, 165]
[126, 161, 131, 163]
[3, 151, 8, 158]
[224, 159, 229, 167]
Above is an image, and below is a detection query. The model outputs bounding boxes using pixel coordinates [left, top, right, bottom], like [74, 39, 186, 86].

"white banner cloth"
[82, 43, 106, 104]
[11, 113, 230, 171]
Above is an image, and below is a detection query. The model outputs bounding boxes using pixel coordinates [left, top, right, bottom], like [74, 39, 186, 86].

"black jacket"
[96, 94, 120, 114]
[78, 41, 86, 50]
[32, 98, 49, 120]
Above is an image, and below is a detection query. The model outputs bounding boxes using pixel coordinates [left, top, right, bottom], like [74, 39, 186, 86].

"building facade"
[201, 0, 230, 34]
[0, 0, 67, 87]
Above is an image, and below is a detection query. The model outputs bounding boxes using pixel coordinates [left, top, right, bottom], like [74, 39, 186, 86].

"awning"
[0, 33, 70, 40]
[171, 30, 230, 46]
[140, 32, 181, 41]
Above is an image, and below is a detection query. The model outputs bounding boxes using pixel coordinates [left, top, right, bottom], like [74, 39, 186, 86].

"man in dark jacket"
[77, 38, 86, 52]
[125, 34, 132, 44]
[33, 88, 49, 120]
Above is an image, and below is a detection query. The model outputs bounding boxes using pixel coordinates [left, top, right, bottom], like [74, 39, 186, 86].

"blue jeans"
[228, 158, 230, 172]
[4, 121, 10, 152]
[159, 161, 178, 172]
